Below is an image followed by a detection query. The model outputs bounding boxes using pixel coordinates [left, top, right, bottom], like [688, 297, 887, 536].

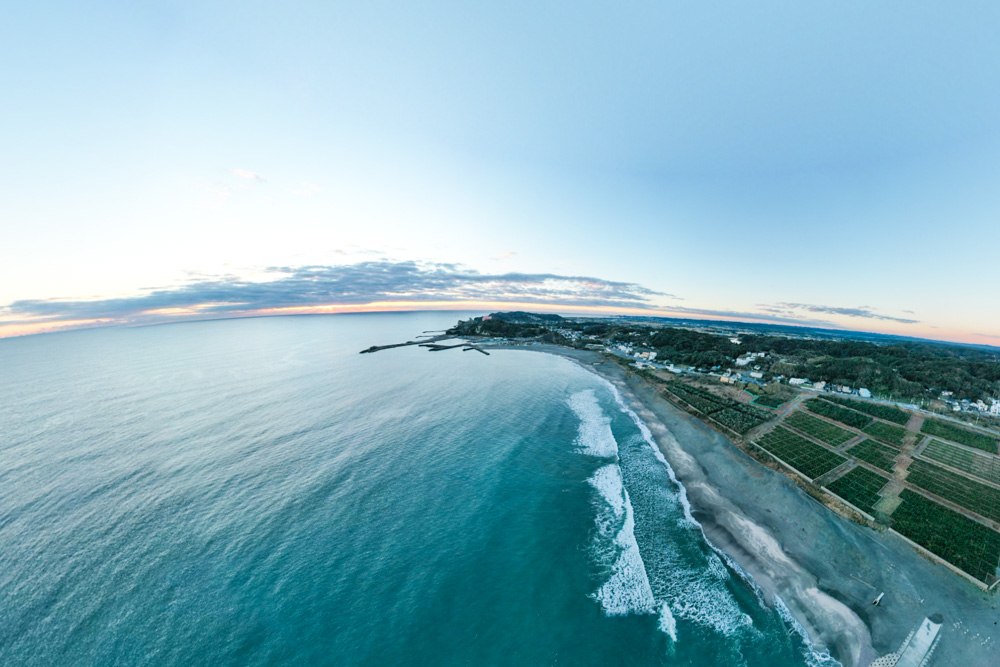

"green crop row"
[848, 439, 899, 473]
[805, 399, 873, 430]
[823, 396, 910, 425]
[905, 459, 1000, 524]
[891, 489, 1000, 584]
[921, 419, 998, 454]
[755, 426, 847, 480]
[920, 440, 1000, 487]
[862, 421, 908, 447]
[825, 466, 890, 516]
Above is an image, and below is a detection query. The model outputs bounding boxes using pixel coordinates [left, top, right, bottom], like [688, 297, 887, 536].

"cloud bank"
[1, 261, 673, 331]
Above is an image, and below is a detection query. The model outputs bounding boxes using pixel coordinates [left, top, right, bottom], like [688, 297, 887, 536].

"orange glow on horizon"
[0, 300, 995, 348]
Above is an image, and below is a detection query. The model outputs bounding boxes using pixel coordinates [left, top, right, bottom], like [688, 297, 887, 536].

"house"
[859, 388, 872, 398]
[749, 371, 764, 379]
[789, 378, 808, 386]
[813, 381, 826, 391]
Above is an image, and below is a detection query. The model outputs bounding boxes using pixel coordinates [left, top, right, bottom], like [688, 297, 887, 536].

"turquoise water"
[0, 314, 836, 665]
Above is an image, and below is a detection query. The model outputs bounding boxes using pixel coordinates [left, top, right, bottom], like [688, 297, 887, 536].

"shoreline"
[502, 344, 999, 667]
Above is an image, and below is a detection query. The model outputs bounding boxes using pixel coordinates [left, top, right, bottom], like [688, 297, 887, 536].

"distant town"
[450, 311, 1000, 426]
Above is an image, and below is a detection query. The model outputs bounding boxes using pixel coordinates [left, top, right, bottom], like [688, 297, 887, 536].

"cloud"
[2, 261, 676, 330]
[491, 251, 516, 261]
[232, 168, 266, 183]
[765, 302, 919, 324]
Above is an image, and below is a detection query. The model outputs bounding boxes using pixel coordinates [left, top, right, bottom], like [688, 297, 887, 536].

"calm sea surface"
[0, 314, 837, 666]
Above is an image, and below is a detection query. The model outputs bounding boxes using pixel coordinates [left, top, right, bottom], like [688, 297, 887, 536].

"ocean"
[0, 313, 838, 666]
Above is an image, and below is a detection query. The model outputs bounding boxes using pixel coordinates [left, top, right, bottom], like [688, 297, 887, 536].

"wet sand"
[512, 345, 1000, 666]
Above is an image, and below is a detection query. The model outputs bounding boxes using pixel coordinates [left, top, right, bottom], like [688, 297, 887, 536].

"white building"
[749, 371, 764, 379]
[859, 388, 872, 398]
[813, 381, 827, 391]
[789, 378, 808, 386]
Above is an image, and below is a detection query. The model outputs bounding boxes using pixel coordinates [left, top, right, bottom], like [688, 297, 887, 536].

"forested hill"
[449, 312, 1000, 402]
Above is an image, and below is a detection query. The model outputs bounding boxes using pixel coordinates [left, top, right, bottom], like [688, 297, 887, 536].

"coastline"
[503, 344, 1000, 667]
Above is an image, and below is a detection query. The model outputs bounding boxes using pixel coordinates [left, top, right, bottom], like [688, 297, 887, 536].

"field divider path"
[813, 460, 857, 487]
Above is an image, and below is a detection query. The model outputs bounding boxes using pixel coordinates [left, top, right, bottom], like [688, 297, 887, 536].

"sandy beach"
[514, 345, 1000, 667]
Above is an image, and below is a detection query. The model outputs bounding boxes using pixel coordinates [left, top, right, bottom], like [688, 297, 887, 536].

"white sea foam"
[658, 601, 677, 642]
[567, 390, 619, 458]
[774, 596, 842, 667]
[587, 464, 656, 616]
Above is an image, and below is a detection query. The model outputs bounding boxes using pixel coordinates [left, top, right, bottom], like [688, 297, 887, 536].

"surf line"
[586, 372, 842, 665]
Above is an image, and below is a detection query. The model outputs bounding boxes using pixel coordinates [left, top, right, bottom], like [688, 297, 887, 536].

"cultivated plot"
[755, 426, 847, 480]
[905, 459, 1000, 524]
[862, 421, 908, 447]
[920, 439, 1000, 487]
[824, 466, 890, 516]
[784, 410, 855, 447]
[891, 489, 1000, 585]
[805, 399, 872, 430]
[921, 418, 998, 454]
[848, 439, 899, 473]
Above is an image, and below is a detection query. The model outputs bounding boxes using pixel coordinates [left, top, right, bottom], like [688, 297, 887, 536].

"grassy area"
[921, 439, 1000, 487]
[848, 439, 899, 473]
[784, 411, 855, 446]
[824, 396, 910, 425]
[905, 459, 1000, 524]
[891, 489, 1000, 584]
[752, 394, 786, 409]
[825, 466, 889, 516]
[755, 426, 847, 480]
[921, 418, 998, 454]
[862, 421, 908, 447]
[805, 398, 872, 430]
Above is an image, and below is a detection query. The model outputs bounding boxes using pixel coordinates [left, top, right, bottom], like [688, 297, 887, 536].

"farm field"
[755, 426, 847, 480]
[824, 396, 910, 425]
[921, 418, 998, 454]
[711, 405, 771, 434]
[920, 439, 1000, 487]
[862, 421, 908, 447]
[667, 383, 727, 414]
[890, 489, 1000, 585]
[805, 399, 872, 429]
[784, 411, 855, 446]
[666, 382, 771, 434]
[848, 439, 899, 473]
[824, 466, 889, 516]
[905, 459, 1000, 524]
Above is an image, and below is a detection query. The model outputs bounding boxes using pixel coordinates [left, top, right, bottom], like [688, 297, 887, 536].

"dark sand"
[512, 345, 1000, 667]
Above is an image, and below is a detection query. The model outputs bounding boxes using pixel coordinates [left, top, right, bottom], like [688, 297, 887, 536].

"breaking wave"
[568, 390, 619, 458]
[588, 464, 656, 616]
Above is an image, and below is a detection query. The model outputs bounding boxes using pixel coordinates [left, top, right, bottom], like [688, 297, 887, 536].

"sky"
[2, 2, 1000, 344]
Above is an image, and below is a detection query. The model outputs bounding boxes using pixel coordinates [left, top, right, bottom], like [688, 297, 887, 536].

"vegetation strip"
[823, 396, 910, 425]
[920, 418, 998, 454]
[921, 439, 1000, 487]
[890, 489, 1000, 585]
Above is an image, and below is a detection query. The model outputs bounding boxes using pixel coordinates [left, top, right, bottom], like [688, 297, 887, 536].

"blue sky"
[2, 2, 999, 343]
